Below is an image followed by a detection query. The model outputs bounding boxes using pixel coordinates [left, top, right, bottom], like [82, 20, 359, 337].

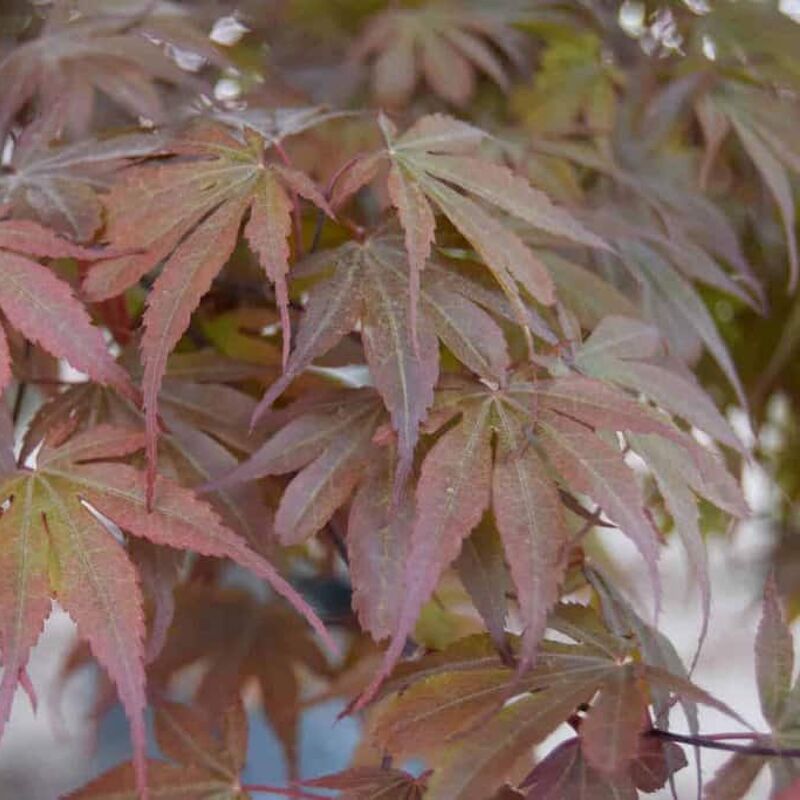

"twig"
[650, 729, 800, 758]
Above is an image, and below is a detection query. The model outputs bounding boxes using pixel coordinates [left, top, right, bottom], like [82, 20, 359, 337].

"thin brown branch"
[650, 729, 800, 759]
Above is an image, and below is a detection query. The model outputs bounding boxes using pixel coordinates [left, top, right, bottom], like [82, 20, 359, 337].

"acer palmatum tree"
[0, 1, 799, 798]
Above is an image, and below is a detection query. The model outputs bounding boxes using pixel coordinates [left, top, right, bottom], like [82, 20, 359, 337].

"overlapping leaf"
[67, 698, 251, 799]
[0, 2, 226, 139]
[0, 131, 165, 240]
[209, 389, 384, 548]
[0, 219, 134, 396]
[356, 369, 730, 708]
[333, 115, 607, 351]
[0, 425, 333, 800]
[365, 623, 729, 800]
[82, 120, 332, 500]
[379, 114, 608, 347]
[352, 7, 523, 107]
[150, 584, 331, 776]
[704, 84, 800, 291]
[248, 234, 510, 487]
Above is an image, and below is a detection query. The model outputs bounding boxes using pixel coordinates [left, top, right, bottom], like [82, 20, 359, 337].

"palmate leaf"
[382, 115, 608, 343]
[82, 120, 333, 503]
[149, 585, 331, 777]
[18, 353, 276, 560]
[0, 131, 165, 240]
[528, 140, 757, 404]
[20, 368, 272, 662]
[0, 426, 333, 800]
[520, 736, 686, 800]
[352, 7, 523, 107]
[334, 115, 608, 352]
[67, 698, 251, 799]
[248, 234, 510, 489]
[365, 622, 734, 800]
[355, 369, 721, 709]
[0, 219, 134, 397]
[0, 1, 226, 139]
[365, 629, 630, 763]
[422, 661, 713, 800]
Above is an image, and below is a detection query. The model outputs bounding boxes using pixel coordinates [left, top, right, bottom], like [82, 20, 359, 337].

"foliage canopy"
[0, 1, 799, 798]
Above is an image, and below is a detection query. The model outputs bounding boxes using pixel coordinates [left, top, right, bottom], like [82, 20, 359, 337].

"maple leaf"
[511, 31, 618, 136]
[19, 355, 281, 596]
[247, 234, 510, 489]
[149, 584, 331, 777]
[298, 766, 428, 800]
[0, 131, 165, 241]
[0, 1, 227, 139]
[0, 219, 134, 397]
[0, 425, 334, 800]
[520, 736, 686, 799]
[365, 621, 740, 800]
[332, 114, 608, 352]
[355, 369, 746, 709]
[379, 115, 608, 347]
[66, 698, 252, 799]
[352, 6, 524, 107]
[365, 631, 626, 764]
[527, 140, 760, 405]
[82, 120, 333, 503]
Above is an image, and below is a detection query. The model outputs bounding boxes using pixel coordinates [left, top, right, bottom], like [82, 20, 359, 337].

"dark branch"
[650, 729, 800, 759]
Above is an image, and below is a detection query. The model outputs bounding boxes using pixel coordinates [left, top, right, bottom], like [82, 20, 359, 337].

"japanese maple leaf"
[67, 698, 255, 799]
[0, 131, 165, 240]
[149, 584, 331, 777]
[82, 120, 333, 503]
[529, 138, 756, 405]
[364, 624, 629, 764]
[0, 1, 226, 139]
[248, 234, 510, 488]
[354, 371, 746, 709]
[367, 624, 740, 800]
[0, 425, 334, 800]
[352, 6, 524, 107]
[0, 219, 134, 397]
[520, 736, 686, 799]
[20, 353, 280, 583]
[212, 380, 418, 644]
[298, 767, 429, 800]
[335, 114, 608, 351]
